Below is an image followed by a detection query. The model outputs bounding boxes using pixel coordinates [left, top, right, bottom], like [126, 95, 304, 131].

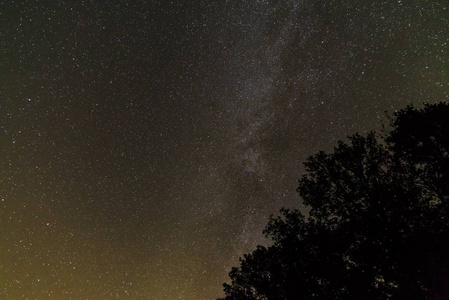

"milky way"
[1, 1, 448, 299]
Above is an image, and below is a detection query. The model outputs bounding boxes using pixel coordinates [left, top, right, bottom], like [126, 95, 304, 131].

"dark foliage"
[219, 102, 449, 300]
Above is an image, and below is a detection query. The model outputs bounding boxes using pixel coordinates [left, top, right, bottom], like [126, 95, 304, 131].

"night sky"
[1, 0, 448, 299]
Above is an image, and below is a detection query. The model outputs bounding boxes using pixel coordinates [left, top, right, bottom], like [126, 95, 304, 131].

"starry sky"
[1, 0, 448, 299]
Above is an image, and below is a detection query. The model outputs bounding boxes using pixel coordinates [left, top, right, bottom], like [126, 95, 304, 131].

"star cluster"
[1, 0, 448, 299]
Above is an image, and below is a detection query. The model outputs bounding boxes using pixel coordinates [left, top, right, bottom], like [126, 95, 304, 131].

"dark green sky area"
[1, 1, 448, 299]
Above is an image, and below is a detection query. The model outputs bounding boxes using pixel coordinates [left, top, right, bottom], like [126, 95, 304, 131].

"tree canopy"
[219, 102, 449, 300]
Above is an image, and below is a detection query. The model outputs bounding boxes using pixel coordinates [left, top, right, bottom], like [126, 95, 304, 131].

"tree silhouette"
[219, 102, 449, 300]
